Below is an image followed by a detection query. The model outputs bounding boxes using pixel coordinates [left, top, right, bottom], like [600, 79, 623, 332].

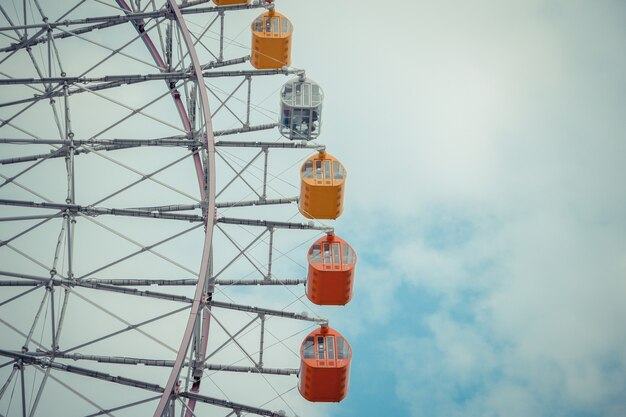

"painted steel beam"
[0, 199, 204, 222]
[217, 217, 332, 232]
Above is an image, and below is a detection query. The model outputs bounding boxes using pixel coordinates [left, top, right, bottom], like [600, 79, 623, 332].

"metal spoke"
[32, 366, 113, 417]
[0, 317, 47, 352]
[74, 84, 187, 133]
[215, 140, 323, 150]
[55, 25, 164, 71]
[0, 3, 262, 33]
[89, 151, 199, 206]
[217, 217, 332, 232]
[23, 291, 50, 352]
[213, 123, 277, 137]
[214, 279, 306, 286]
[0, 350, 164, 392]
[0, 276, 307, 287]
[0, 146, 67, 186]
[0, 366, 17, 400]
[209, 300, 326, 324]
[0, 285, 43, 308]
[0, 136, 195, 146]
[0, 198, 203, 222]
[77, 278, 198, 286]
[84, 395, 162, 417]
[60, 303, 190, 355]
[78, 222, 202, 280]
[76, 213, 201, 277]
[179, 391, 286, 417]
[0, 213, 63, 222]
[0, 122, 278, 147]
[0, 270, 194, 303]
[20, 351, 297, 376]
[2, 242, 53, 274]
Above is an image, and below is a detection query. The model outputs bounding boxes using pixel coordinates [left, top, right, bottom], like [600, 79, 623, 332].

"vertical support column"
[22, 0, 27, 38]
[48, 283, 56, 350]
[47, 29, 51, 78]
[218, 11, 225, 63]
[245, 75, 252, 128]
[265, 227, 274, 281]
[258, 313, 266, 368]
[64, 82, 75, 281]
[192, 310, 201, 370]
[49, 220, 66, 350]
[166, 21, 173, 72]
[19, 360, 26, 417]
[188, 84, 197, 132]
[23, 291, 49, 352]
[261, 146, 268, 200]
[54, 288, 69, 349]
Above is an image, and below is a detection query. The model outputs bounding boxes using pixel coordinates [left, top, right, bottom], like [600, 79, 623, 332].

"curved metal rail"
[158, 2, 216, 415]
[113, 1, 216, 415]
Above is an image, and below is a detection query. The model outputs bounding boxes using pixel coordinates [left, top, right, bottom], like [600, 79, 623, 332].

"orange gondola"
[299, 151, 346, 219]
[250, 9, 293, 69]
[298, 326, 352, 402]
[306, 233, 356, 305]
[212, 0, 248, 5]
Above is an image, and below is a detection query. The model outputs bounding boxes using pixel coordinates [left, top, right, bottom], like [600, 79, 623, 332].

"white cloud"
[339, 3, 626, 411]
[371, 203, 626, 417]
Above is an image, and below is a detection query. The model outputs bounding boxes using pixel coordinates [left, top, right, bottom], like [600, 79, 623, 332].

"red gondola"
[306, 232, 356, 305]
[298, 326, 352, 402]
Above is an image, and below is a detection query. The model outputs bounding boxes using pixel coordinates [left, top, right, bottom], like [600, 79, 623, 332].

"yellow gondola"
[251, 9, 293, 69]
[299, 151, 346, 219]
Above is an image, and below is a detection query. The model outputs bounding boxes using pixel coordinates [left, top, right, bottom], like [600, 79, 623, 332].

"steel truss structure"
[0, 1, 334, 416]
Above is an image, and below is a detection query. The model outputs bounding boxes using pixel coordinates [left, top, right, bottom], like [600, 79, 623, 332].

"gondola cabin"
[251, 10, 293, 69]
[279, 77, 323, 141]
[299, 326, 352, 402]
[299, 151, 346, 219]
[212, 0, 248, 5]
[306, 233, 356, 305]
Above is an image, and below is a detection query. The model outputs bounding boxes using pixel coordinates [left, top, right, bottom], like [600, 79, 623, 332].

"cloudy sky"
[1, 1, 626, 417]
[290, 1, 626, 416]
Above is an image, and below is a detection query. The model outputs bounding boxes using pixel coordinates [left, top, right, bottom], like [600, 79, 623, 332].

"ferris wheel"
[0, 1, 356, 416]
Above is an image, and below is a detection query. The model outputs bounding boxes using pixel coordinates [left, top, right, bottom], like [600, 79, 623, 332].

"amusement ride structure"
[0, 1, 356, 416]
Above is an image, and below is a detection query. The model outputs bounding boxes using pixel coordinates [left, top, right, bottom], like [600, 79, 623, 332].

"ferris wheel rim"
[150, 1, 216, 415]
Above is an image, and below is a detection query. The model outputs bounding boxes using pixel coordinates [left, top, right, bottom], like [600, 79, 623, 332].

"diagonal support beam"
[216, 149, 263, 199]
[212, 227, 267, 279]
[217, 225, 266, 279]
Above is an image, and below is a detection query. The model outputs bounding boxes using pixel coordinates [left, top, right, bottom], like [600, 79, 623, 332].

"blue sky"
[280, 1, 626, 416]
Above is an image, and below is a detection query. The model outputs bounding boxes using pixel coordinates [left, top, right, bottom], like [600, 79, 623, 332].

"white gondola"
[279, 77, 323, 141]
